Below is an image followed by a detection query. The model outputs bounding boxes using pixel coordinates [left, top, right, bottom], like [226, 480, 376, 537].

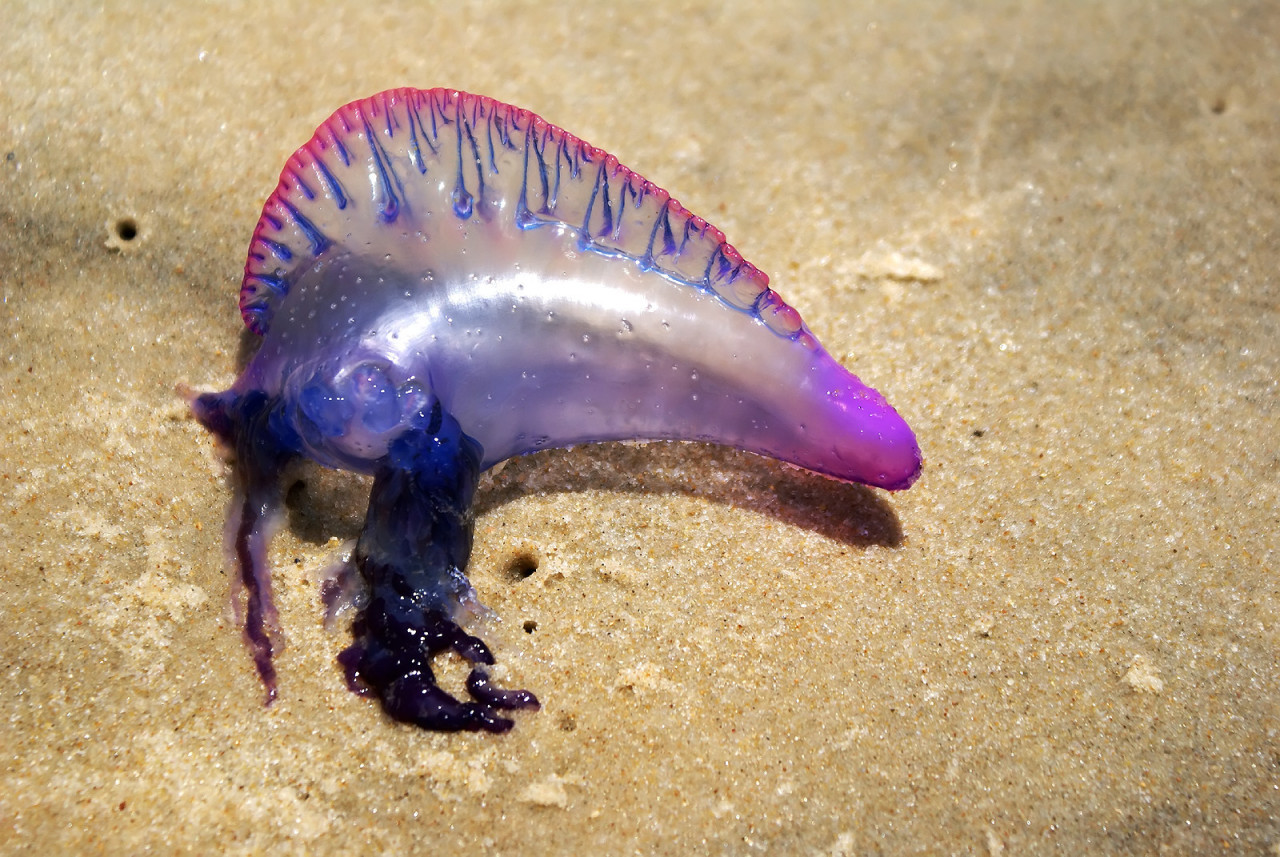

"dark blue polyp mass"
[190, 88, 921, 733]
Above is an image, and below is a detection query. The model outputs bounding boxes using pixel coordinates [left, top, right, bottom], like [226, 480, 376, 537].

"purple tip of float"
[872, 416, 924, 491]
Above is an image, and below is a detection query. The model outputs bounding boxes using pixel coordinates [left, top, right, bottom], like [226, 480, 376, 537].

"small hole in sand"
[285, 479, 309, 508]
[105, 216, 143, 252]
[114, 217, 138, 241]
[507, 553, 539, 581]
[523, 619, 538, 633]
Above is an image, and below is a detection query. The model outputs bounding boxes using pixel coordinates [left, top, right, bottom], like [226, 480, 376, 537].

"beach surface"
[2, 2, 1277, 853]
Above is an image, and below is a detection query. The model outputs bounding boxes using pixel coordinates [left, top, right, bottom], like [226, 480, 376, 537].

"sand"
[2, 1, 1277, 853]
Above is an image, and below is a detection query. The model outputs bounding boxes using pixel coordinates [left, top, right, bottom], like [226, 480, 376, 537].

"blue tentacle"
[338, 404, 538, 732]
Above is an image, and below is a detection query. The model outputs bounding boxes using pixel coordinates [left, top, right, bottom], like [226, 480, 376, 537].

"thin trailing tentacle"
[230, 474, 283, 701]
[190, 388, 297, 704]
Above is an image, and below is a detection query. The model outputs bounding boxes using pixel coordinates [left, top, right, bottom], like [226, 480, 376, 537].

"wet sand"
[2, 2, 1277, 853]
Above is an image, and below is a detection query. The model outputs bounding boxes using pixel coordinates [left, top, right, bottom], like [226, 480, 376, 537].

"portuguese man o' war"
[189, 87, 921, 733]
